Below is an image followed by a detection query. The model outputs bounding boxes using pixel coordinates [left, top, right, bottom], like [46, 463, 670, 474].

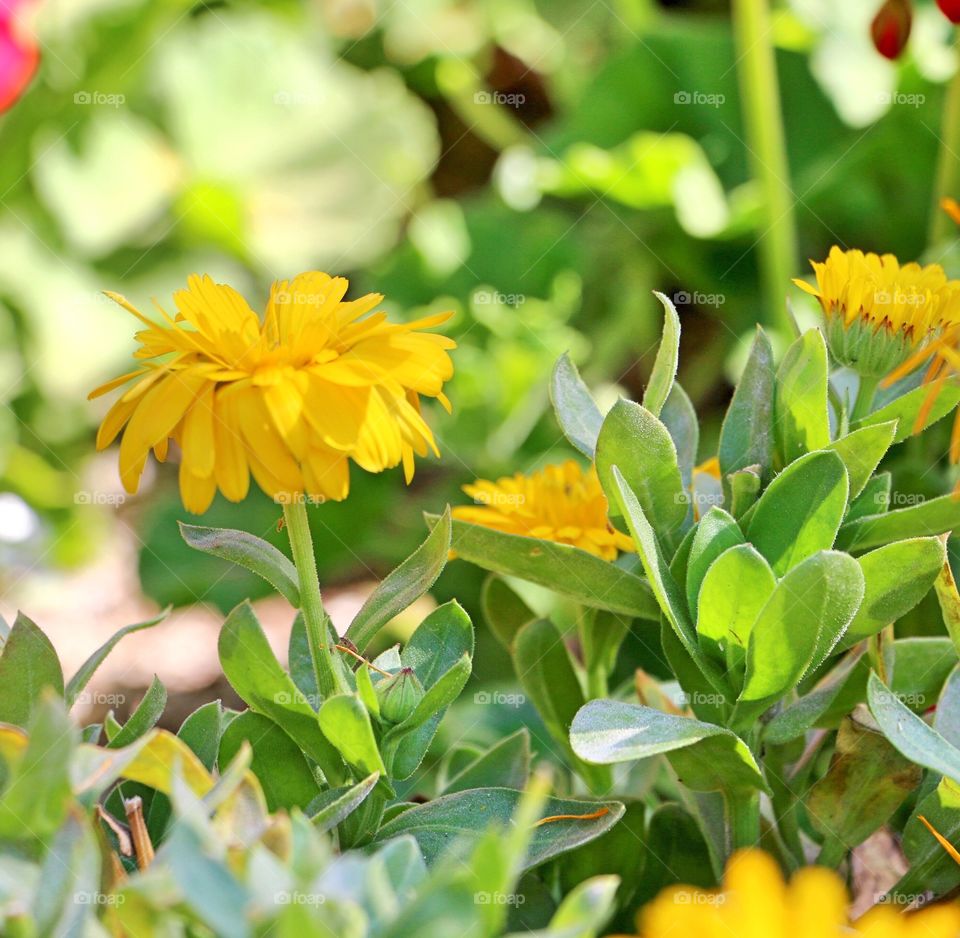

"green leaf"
[846, 472, 891, 522]
[107, 675, 167, 748]
[0, 695, 75, 842]
[443, 517, 659, 620]
[824, 421, 897, 501]
[696, 543, 776, 675]
[372, 788, 624, 870]
[65, 611, 167, 708]
[596, 400, 688, 550]
[934, 547, 960, 658]
[661, 382, 699, 490]
[899, 777, 960, 897]
[857, 382, 960, 443]
[550, 352, 604, 458]
[885, 637, 957, 712]
[719, 327, 775, 481]
[836, 493, 960, 552]
[218, 601, 342, 778]
[481, 575, 537, 651]
[347, 508, 452, 650]
[570, 699, 765, 793]
[514, 619, 609, 793]
[745, 450, 848, 575]
[401, 600, 474, 689]
[775, 328, 830, 463]
[0, 613, 64, 728]
[541, 875, 619, 938]
[318, 694, 386, 777]
[840, 537, 946, 649]
[307, 772, 379, 833]
[219, 710, 320, 811]
[179, 522, 300, 606]
[868, 672, 960, 779]
[642, 291, 681, 417]
[610, 467, 724, 692]
[764, 651, 868, 744]
[738, 551, 864, 713]
[442, 729, 531, 795]
[685, 507, 743, 616]
[727, 466, 762, 520]
[806, 707, 920, 852]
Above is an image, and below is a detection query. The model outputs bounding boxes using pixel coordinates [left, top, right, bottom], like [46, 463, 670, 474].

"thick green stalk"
[732, 0, 799, 337]
[283, 498, 348, 699]
[727, 790, 761, 852]
[850, 374, 880, 423]
[930, 46, 960, 246]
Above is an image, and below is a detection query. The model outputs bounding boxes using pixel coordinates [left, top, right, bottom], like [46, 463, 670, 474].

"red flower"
[938, 0, 960, 24]
[871, 0, 912, 60]
[0, 0, 39, 113]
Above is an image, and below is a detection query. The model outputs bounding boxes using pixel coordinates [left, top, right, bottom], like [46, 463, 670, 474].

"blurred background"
[0, 0, 958, 750]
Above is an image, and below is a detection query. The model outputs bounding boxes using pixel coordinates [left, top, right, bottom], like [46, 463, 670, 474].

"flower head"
[624, 849, 960, 938]
[794, 246, 960, 377]
[90, 272, 455, 513]
[451, 461, 632, 560]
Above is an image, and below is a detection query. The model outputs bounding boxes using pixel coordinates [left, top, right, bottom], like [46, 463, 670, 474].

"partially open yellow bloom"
[452, 461, 633, 560]
[794, 246, 960, 377]
[620, 849, 960, 938]
[90, 272, 455, 513]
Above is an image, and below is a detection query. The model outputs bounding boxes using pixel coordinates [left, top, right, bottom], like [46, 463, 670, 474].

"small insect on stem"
[276, 517, 285, 533]
[533, 808, 610, 827]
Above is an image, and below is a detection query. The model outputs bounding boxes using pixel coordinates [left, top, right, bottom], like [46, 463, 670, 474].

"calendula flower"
[794, 246, 960, 378]
[451, 461, 632, 560]
[90, 272, 455, 513]
[618, 849, 960, 938]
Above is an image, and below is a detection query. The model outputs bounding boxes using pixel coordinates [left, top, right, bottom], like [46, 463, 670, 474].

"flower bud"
[938, 0, 960, 24]
[871, 0, 912, 60]
[376, 668, 424, 723]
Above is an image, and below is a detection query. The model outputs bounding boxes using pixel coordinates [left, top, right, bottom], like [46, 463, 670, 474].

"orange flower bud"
[871, 0, 912, 59]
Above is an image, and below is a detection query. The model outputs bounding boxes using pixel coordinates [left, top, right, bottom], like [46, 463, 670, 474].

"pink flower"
[0, 0, 38, 113]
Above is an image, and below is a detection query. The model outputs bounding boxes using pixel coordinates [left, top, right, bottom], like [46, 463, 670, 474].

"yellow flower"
[794, 246, 960, 377]
[451, 461, 633, 560]
[89, 272, 455, 513]
[621, 849, 960, 938]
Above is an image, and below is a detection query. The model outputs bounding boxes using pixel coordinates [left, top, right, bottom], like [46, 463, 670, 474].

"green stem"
[930, 43, 960, 246]
[850, 374, 880, 423]
[283, 499, 348, 699]
[732, 0, 799, 337]
[727, 790, 761, 852]
[816, 833, 848, 869]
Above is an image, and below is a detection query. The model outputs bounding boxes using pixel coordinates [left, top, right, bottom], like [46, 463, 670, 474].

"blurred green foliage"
[1, 0, 958, 642]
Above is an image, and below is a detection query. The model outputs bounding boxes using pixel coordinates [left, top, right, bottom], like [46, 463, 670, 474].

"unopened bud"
[871, 0, 912, 60]
[376, 668, 424, 723]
